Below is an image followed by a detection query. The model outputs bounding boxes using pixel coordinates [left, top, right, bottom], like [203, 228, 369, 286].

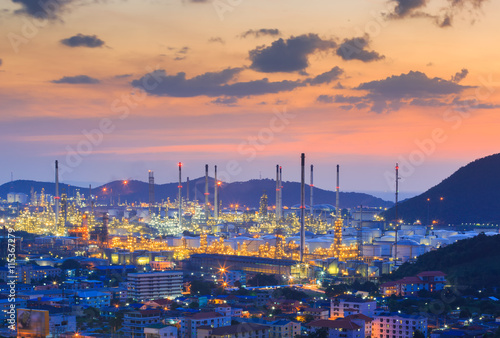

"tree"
[304, 327, 328, 338]
[459, 308, 472, 319]
[61, 259, 82, 277]
[188, 301, 199, 309]
[108, 310, 124, 332]
[190, 279, 214, 295]
[61, 259, 81, 270]
[247, 273, 278, 287]
[324, 283, 349, 298]
[273, 287, 307, 301]
[413, 330, 425, 338]
[170, 302, 181, 310]
[304, 314, 315, 323]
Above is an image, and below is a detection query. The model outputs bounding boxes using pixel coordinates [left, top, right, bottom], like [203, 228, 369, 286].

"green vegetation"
[247, 273, 279, 287]
[272, 287, 308, 301]
[386, 233, 500, 288]
[190, 279, 215, 295]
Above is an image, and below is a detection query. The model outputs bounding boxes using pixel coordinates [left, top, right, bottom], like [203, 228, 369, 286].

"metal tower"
[300, 153, 305, 263]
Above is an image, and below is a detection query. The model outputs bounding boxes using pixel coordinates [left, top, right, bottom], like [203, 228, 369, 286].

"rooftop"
[345, 314, 373, 322]
[309, 319, 361, 330]
[209, 323, 270, 336]
[187, 312, 223, 320]
[416, 271, 447, 277]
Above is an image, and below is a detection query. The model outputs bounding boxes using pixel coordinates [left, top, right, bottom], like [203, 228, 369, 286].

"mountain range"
[1, 178, 393, 209]
[383, 153, 500, 225]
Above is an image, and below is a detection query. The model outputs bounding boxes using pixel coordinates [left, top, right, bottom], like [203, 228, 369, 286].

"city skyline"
[1, 0, 499, 195]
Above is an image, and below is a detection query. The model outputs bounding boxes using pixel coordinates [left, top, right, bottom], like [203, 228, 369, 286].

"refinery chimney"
[178, 163, 183, 228]
[336, 165, 340, 219]
[310, 165, 314, 219]
[276, 165, 280, 219]
[395, 163, 400, 262]
[186, 177, 190, 202]
[300, 153, 305, 263]
[55, 160, 60, 229]
[214, 165, 218, 221]
[148, 170, 154, 214]
[89, 184, 94, 217]
[205, 164, 209, 222]
[279, 166, 283, 218]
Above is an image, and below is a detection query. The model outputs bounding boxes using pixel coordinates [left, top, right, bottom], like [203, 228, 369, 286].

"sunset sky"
[1, 0, 499, 199]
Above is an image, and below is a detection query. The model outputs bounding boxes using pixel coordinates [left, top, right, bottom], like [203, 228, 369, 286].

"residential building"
[180, 311, 231, 338]
[268, 299, 302, 314]
[198, 323, 270, 338]
[13, 265, 61, 284]
[0, 298, 27, 321]
[74, 290, 111, 308]
[302, 308, 330, 320]
[330, 296, 376, 319]
[123, 309, 162, 338]
[214, 305, 242, 318]
[380, 271, 446, 297]
[143, 298, 173, 310]
[371, 313, 427, 338]
[268, 319, 301, 338]
[415, 271, 446, 292]
[345, 314, 373, 338]
[236, 318, 301, 338]
[256, 292, 272, 307]
[49, 312, 77, 336]
[128, 271, 183, 301]
[144, 324, 178, 338]
[309, 318, 365, 338]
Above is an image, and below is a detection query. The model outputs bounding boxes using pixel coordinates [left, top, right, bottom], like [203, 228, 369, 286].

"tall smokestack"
[148, 170, 155, 214]
[358, 205, 363, 258]
[336, 165, 340, 220]
[214, 165, 218, 222]
[55, 160, 60, 229]
[310, 165, 314, 219]
[186, 177, 190, 202]
[178, 163, 183, 228]
[89, 184, 94, 217]
[279, 166, 283, 219]
[300, 153, 305, 263]
[205, 164, 209, 222]
[276, 165, 280, 219]
[395, 163, 400, 262]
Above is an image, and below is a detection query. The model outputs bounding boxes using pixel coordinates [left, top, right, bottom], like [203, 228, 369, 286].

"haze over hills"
[383, 153, 500, 225]
[0, 178, 393, 209]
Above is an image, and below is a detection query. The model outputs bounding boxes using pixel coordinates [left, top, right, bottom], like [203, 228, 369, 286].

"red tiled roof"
[399, 276, 424, 284]
[416, 271, 446, 277]
[149, 298, 171, 305]
[345, 314, 373, 322]
[188, 312, 223, 320]
[380, 281, 398, 287]
[309, 319, 361, 330]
